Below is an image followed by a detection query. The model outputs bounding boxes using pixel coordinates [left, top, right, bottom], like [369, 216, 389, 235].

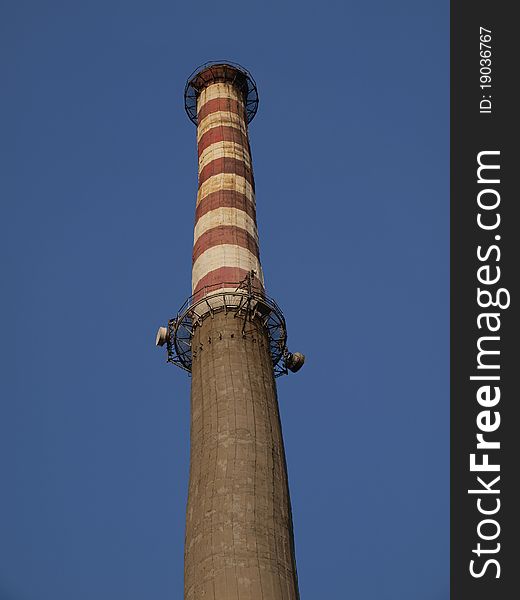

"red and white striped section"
[192, 81, 264, 299]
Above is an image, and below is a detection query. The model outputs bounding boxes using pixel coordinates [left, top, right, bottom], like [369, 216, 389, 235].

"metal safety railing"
[162, 274, 289, 377]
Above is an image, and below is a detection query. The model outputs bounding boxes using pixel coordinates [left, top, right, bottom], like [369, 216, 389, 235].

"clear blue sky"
[0, 1, 449, 598]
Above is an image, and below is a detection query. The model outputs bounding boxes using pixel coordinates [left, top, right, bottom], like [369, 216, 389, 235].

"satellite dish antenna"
[285, 352, 305, 373]
[155, 326, 168, 347]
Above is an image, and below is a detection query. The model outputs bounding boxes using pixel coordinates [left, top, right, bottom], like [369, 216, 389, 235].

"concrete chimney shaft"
[183, 63, 300, 600]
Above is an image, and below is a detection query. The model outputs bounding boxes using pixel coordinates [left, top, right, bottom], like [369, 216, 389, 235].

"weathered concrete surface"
[185, 310, 299, 600]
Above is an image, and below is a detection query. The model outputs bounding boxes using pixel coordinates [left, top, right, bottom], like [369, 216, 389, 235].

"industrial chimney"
[157, 61, 303, 600]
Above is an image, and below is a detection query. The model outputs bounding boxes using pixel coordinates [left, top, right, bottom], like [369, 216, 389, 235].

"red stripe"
[192, 225, 259, 263]
[197, 126, 251, 158]
[193, 267, 264, 297]
[195, 190, 256, 223]
[198, 157, 254, 189]
[197, 97, 244, 123]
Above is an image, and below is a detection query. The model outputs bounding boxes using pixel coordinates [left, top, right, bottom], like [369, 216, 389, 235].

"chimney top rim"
[184, 61, 259, 126]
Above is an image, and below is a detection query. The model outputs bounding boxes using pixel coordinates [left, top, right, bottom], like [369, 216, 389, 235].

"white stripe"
[198, 82, 242, 105]
[196, 174, 255, 207]
[194, 207, 258, 245]
[197, 112, 247, 141]
[198, 141, 251, 172]
[192, 245, 264, 292]
[191, 286, 265, 314]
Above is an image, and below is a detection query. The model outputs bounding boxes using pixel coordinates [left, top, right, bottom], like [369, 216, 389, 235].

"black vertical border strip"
[451, 2, 518, 599]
